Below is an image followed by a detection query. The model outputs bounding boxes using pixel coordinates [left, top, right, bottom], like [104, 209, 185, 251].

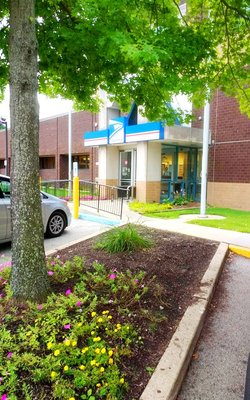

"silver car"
[0, 175, 71, 244]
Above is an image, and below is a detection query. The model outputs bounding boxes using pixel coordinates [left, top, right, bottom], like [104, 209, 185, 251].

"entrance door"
[119, 150, 136, 188]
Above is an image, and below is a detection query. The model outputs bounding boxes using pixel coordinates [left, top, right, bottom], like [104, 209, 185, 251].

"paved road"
[178, 253, 250, 400]
[0, 216, 111, 262]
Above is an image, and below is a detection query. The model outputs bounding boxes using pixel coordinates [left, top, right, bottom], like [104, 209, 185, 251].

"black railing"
[41, 179, 132, 219]
[41, 179, 73, 201]
[79, 180, 130, 219]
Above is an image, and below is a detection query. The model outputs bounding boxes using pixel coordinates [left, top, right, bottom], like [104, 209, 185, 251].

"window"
[73, 154, 90, 169]
[39, 157, 55, 169]
[0, 160, 4, 169]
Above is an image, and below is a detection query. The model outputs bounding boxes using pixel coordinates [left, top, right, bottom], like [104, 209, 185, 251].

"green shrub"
[93, 224, 153, 253]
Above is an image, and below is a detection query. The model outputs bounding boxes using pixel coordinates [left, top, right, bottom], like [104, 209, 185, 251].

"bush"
[93, 224, 153, 253]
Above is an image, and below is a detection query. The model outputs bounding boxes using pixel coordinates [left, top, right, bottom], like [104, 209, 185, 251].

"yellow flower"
[64, 340, 71, 347]
[90, 359, 96, 366]
[91, 311, 96, 317]
[51, 371, 57, 379]
[64, 365, 69, 371]
[47, 342, 53, 350]
[71, 340, 77, 347]
[54, 349, 60, 356]
[77, 322, 82, 327]
[102, 310, 109, 315]
[101, 348, 106, 354]
[69, 398, 75, 400]
[107, 315, 112, 320]
[120, 377, 125, 384]
[100, 367, 105, 372]
[108, 358, 114, 365]
[79, 365, 85, 370]
[108, 350, 113, 357]
[116, 323, 121, 329]
[95, 348, 100, 354]
[114, 329, 118, 333]
[81, 347, 88, 354]
[91, 331, 95, 336]
[93, 336, 101, 342]
[97, 317, 103, 323]
[96, 383, 101, 387]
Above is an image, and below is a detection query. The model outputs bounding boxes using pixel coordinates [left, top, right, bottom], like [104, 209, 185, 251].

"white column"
[200, 100, 210, 217]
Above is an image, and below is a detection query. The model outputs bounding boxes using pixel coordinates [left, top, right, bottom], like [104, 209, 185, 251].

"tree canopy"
[1, 0, 248, 123]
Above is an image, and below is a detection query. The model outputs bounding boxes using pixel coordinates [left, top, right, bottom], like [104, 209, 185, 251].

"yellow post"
[39, 176, 42, 191]
[73, 176, 79, 219]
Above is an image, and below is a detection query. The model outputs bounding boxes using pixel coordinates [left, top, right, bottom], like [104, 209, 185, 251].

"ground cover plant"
[0, 225, 218, 399]
[129, 202, 250, 233]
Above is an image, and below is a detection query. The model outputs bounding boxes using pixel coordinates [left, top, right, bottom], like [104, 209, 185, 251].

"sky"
[0, 87, 73, 124]
[0, 86, 191, 126]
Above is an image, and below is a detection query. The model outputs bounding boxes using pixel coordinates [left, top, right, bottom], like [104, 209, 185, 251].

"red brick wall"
[0, 111, 99, 180]
[192, 90, 250, 184]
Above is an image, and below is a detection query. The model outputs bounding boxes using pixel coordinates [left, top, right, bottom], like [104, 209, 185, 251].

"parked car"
[0, 174, 71, 244]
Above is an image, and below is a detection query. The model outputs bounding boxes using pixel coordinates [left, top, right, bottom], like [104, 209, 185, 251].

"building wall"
[0, 111, 99, 181]
[208, 182, 250, 211]
[193, 90, 250, 210]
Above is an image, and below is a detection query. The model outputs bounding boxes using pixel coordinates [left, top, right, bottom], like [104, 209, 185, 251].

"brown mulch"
[53, 226, 219, 400]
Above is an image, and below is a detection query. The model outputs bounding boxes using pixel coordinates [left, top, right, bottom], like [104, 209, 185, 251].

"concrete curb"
[140, 242, 228, 400]
[229, 244, 250, 259]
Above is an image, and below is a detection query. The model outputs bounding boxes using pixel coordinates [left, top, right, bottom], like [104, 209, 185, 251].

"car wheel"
[46, 211, 66, 238]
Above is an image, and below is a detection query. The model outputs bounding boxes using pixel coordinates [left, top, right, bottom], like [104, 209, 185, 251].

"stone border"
[140, 242, 228, 400]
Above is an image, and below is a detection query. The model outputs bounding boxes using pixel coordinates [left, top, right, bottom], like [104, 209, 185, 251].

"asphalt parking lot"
[0, 215, 112, 262]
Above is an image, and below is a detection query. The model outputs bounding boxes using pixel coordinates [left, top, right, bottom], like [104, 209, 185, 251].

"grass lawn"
[129, 202, 250, 233]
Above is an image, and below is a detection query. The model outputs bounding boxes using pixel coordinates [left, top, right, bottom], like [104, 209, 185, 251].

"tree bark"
[9, 0, 50, 301]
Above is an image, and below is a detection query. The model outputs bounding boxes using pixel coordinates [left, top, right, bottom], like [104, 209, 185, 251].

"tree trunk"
[9, 0, 50, 301]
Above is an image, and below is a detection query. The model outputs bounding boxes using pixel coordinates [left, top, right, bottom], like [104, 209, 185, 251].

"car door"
[0, 178, 11, 241]
[0, 197, 9, 241]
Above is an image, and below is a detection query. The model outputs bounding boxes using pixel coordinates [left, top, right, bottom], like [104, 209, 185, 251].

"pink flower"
[51, 261, 56, 266]
[1, 394, 7, 400]
[65, 289, 72, 296]
[109, 273, 116, 280]
[37, 304, 43, 310]
[56, 255, 60, 259]
[47, 271, 54, 276]
[64, 324, 71, 330]
[7, 352, 12, 359]
[76, 301, 82, 307]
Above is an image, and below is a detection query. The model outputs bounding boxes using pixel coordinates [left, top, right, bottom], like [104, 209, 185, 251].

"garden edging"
[139, 242, 228, 400]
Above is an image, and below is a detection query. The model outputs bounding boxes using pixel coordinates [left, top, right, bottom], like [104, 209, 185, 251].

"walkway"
[121, 202, 250, 248]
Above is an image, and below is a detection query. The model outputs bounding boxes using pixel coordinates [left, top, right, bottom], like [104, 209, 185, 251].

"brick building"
[1, 91, 249, 210]
[0, 110, 98, 182]
[193, 90, 250, 211]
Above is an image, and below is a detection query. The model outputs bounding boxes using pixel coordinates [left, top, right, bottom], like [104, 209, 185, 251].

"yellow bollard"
[73, 176, 79, 219]
[39, 176, 42, 191]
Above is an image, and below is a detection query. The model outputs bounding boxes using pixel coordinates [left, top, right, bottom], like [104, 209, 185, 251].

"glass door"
[119, 150, 136, 188]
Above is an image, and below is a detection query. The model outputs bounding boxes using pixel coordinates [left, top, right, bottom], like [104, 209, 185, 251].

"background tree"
[0, 0, 248, 301]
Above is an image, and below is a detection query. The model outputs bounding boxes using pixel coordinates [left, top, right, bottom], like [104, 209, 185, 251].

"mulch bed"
[53, 226, 219, 399]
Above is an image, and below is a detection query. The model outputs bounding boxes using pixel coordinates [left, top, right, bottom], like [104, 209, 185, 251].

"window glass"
[161, 146, 175, 180]
[39, 157, 55, 169]
[73, 154, 90, 169]
[0, 179, 11, 195]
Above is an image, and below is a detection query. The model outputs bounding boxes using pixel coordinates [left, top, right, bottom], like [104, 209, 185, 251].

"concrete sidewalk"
[121, 202, 250, 249]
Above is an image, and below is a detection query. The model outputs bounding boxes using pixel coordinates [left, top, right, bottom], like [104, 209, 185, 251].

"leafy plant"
[93, 224, 153, 253]
[0, 255, 156, 399]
